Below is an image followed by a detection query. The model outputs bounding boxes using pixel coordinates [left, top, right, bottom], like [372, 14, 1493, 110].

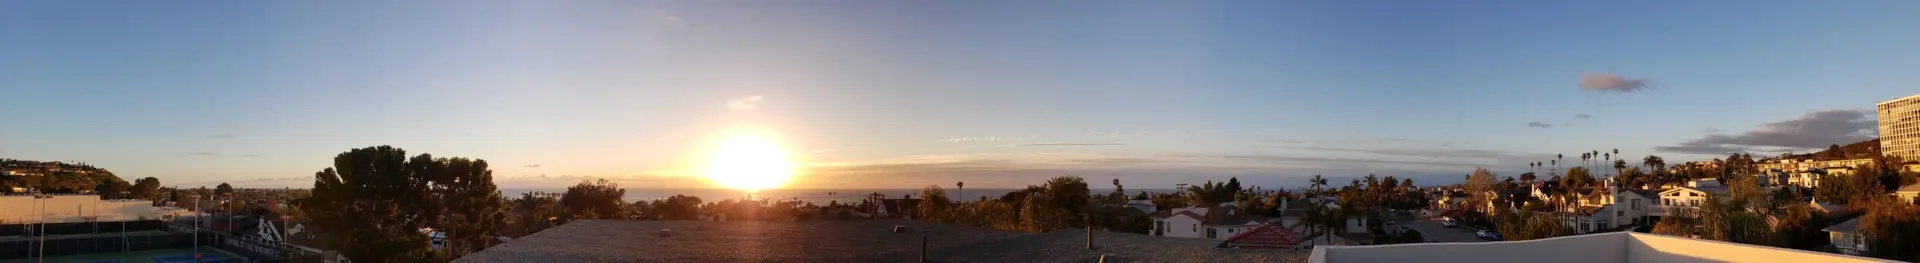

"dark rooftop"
[455, 219, 1308, 263]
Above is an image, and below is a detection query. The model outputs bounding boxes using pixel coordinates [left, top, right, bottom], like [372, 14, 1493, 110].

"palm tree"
[1552, 159, 1559, 177]
[1643, 155, 1666, 187]
[956, 181, 965, 202]
[1613, 160, 1628, 185]
[1603, 153, 1612, 175]
[1309, 175, 1328, 196]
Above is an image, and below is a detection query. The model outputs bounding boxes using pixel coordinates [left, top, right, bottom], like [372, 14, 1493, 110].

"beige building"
[1880, 93, 1920, 162]
[0, 194, 190, 224]
[1310, 232, 1897, 263]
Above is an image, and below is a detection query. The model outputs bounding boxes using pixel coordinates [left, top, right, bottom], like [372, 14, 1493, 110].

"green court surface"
[0, 247, 243, 263]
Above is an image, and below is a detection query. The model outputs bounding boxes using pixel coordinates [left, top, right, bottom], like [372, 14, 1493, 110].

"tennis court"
[0, 247, 244, 263]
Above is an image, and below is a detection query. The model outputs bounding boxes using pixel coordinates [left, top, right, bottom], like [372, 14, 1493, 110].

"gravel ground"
[456, 220, 1307, 263]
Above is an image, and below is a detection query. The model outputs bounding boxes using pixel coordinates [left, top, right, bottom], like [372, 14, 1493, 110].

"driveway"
[1399, 218, 1487, 243]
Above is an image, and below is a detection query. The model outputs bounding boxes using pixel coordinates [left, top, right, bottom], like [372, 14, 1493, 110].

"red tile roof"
[1218, 223, 1307, 249]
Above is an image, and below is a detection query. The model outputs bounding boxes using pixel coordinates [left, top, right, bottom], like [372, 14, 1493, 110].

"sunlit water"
[500, 188, 1180, 204]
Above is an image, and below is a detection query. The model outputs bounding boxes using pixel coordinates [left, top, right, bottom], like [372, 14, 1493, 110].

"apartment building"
[1879, 93, 1920, 162]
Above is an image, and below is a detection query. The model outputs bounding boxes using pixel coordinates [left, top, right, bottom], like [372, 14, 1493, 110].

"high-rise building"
[1879, 93, 1920, 162]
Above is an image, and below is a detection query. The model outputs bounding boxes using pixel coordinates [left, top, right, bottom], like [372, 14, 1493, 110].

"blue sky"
[4, 1, 1918, 189]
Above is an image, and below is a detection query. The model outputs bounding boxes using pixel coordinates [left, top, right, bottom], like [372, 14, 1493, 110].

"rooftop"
[457, 220, 1307, 263]
[1310, 232, 1895, 263]
[1824, 217, 1863, 233]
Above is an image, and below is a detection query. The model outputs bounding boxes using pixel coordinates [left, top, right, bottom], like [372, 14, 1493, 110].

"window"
[1632, 199, 1642, 210]
[1617, 211, 1624, 217]
[1192, 224, 1197, 232]
[1690, 200, 1699, 207]
[1207, 228, 1217, 238]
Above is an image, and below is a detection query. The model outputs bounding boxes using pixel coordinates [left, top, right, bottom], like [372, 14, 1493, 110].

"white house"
[1150, 204, 1268, 240]
[1655, 179, 1729, 216]
[1560, 177, 1658, 233]
[1824, 218, 1868, 256]
[1895, 183, 1920, 203]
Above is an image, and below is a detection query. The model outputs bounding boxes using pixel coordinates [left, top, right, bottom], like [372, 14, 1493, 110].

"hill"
[1812, 138, 1881, 160]
[0, 158, 126, 193]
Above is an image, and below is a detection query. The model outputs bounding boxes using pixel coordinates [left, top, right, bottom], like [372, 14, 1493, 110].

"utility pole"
[1084, 216, 1093, 250]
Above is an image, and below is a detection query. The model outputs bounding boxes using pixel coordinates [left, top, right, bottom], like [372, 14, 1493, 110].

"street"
[1398, 216, 1488, 243]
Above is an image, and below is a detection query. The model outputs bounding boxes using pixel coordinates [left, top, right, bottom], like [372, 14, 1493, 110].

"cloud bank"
[1657, 109, 1875, 154]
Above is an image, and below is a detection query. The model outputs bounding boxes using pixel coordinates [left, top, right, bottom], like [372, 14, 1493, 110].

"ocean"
[500, 188, 1182, 204]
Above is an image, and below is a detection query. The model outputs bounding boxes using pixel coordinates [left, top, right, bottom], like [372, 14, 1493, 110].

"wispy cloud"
[238, 153, 260, 158]
[941, 136, 1001, 142]
[1527, 121, 1553, 128]
[654, 10, 683, 26]
[1579, 73, 1651, 93]
[1013, 142, 1126, 147]
[1702, 127, 1725, 133]
[183, 152, 217, 156]
[727, 95, 763, 110]
[211, 133, 235, 139]
[524, 164, 541, 168]
[1271, 145, 1540, 161]
[808, 147, 857, 154]
[1575, 113, 1591, 119]
[1657, 109, 1875, 154]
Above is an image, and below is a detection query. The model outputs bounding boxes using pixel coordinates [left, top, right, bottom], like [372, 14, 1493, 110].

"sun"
[703, 131, 798, 191]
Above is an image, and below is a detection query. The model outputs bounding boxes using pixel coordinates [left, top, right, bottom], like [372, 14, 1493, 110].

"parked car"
[1476, 230, 1503, 241]
[1441, 218, 1459, 228]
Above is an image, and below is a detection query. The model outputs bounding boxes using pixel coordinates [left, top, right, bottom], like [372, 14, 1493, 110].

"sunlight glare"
[703, 130, 798, 191]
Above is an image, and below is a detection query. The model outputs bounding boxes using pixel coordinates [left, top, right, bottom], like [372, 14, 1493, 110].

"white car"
[1441, 218, 1459, 227]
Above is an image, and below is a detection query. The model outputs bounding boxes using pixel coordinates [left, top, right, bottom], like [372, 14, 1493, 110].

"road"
[1399, 217, 1488, 243]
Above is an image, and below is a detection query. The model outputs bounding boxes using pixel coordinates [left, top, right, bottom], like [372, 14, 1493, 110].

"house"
[1435, 191, 1470, 211]
[1824, 218, 1868, 256]
[1149, 204, 1268, 240]
[1895, 183, 1920, 203]
[1655, 179, 1730, 215]
[1125, 197, 1157, 214]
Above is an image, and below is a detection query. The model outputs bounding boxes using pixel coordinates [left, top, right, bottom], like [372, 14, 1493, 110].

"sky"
[4, 1, 1919, 190]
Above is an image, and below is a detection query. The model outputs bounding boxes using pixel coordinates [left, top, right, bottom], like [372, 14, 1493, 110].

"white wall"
[1209, 222, 1261, 240]
[1829, 231, 1867, 255]
[1155, 211, 1204, 239]
[0, 195, 176, 223]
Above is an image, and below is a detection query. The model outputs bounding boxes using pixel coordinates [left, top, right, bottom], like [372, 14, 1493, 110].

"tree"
[1650, 196, 1778, 246]
[918, 185, 951, 221]
[215, 183, 234, 197]
[303, 146, 507, 262]
[1465, 168, 1497, 213]
[1858, 196, 1920, 261]
[1643, 155, 1666, 185]
[430, 157, 502, 257]
[560, 179, 625, 220]
[956, 181, 965, 202]
[1772, 202, 1830, 250]
[649, 195, 704, 220]
[1043, 176, 1090, 210]
[131, 177, 161, 201]
[1186, 181, 1228, 207]
[1308, 175, 1329, 196]
[1520, 172, 1537, 184]
[93, 179, 129, 199]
